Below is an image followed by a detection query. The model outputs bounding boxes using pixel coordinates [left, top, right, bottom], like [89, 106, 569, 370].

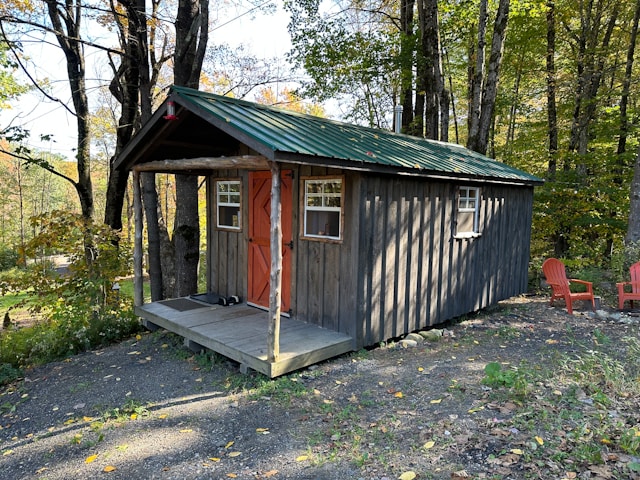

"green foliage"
[0, 362, 21, 385]
[482, 361, 530, 396]
[0, 40, 28, 108]
[0, 211, 140, 379]
[0, 247, 18, 271]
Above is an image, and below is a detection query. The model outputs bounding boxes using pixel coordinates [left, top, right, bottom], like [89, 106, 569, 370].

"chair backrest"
[630, 262, 640, 293]
[542, 258, 570, 294]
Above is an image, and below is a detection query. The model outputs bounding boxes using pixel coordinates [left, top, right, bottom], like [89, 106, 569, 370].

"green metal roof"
[170, 85, 542, 185]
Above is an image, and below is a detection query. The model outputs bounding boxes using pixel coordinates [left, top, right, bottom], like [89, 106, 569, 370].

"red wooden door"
[248, 171, 292, 312]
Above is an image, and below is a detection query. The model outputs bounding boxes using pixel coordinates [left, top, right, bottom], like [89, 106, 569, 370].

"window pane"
[218, 183, 228, 193]
[307, 196, 322, 207]
[307, 182, 322, 194]
[325, 196, 341, 208]
[324, 181, 341, 193]
[305, 210, 340, 238]
[218, 206, 240, 228]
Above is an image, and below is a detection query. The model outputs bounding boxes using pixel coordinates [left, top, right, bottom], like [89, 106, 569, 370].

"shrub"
[0, 211, 141, 382]
[0, 247, 18, 272]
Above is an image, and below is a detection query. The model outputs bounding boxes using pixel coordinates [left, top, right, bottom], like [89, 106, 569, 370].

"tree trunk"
[104, 0, 147, 231]
[399, 0, 415, 132]
[567, 1, 619, 162]
[467, 0, 487, 151]
[45, 0, 93, 219]
[546, 0, 558, 177]
[173, 175, 199, 296]
[617, 0, 640, 158]
[142, 172, 168, 301]
[170, 0, 210, 297]
[470, 0, 510, 155]
[418, 0, 440, 140]
[621, 1, 640, 246]
[626, 144, 640, 244]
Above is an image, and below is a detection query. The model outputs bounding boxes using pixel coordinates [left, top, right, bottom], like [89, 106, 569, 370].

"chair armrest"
[569, 279, 593, 292]
[617, 281, 640, 293]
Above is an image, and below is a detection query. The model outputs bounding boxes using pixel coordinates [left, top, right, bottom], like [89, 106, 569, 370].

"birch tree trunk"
[468, 0, 510, 155]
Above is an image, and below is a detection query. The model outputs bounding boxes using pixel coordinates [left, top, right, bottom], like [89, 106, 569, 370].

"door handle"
[285, 240, 293, 249]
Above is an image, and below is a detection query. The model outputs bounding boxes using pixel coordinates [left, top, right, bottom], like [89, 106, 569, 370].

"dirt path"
[1, 296, 639, 480]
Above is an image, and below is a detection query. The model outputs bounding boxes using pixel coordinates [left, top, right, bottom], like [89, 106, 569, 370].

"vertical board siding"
[207, 168, 534, 350]
[208, 170, 248, 299]
[354, 176, 534, 348]
[293, 166, 360, 338]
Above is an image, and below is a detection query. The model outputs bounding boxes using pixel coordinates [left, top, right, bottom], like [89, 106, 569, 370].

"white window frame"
[302, 177, 344, 241]
[455, 186, 481, 238]
[216, 179, 241, 230]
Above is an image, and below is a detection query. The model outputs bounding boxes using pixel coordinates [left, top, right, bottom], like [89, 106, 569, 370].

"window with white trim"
[216, 180, 241, 230]
[456, 186, 480, 236]
[303, 178, 343, 240]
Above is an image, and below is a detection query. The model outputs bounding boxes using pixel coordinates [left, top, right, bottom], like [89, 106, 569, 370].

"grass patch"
[481, 336, 640, 477]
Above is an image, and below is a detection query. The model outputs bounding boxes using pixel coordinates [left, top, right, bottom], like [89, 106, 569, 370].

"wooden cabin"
[115, 86, 542, 377]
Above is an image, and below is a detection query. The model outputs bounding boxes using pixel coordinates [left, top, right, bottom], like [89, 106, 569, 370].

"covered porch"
[136, 298, 354, 377]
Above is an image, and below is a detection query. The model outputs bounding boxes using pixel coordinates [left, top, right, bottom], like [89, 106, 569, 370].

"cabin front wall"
[206, 166, 361, 347]
[354, 174, 534, 348]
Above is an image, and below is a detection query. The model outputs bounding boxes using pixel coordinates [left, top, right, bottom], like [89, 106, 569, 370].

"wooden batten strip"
[132, 155, 270, 172]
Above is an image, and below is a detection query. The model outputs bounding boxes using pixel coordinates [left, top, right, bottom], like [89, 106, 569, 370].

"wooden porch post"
[133, 170, 144, 307]
[267, 161, 282, 363]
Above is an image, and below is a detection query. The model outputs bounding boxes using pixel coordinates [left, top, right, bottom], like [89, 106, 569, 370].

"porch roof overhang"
[114, 86, 543, 187]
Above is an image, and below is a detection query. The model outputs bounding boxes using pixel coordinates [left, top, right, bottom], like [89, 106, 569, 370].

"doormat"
[159, 298, 207, 312]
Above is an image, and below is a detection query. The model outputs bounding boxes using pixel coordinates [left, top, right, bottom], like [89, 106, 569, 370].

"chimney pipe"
[394, 104, 403, 133]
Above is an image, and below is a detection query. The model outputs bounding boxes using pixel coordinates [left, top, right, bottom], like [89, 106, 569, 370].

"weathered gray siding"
[207, 169, 534, 351]
[207, 170, 249, 299]
[354, 175, 534, 348]
[292, 167, 360, 343]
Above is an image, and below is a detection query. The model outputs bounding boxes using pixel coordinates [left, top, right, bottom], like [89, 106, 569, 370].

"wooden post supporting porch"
[267, 161, 282, 363]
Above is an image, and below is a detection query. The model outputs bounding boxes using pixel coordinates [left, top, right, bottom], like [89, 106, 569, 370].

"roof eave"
[273, 152, 544, 187]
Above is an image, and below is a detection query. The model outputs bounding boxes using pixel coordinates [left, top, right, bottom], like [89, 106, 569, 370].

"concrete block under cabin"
[116, 86, 542, 377]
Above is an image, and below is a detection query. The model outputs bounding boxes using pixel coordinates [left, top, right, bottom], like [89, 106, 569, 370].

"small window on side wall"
[216, 180, 241, 230]
[303, 177, 343, 241]
[456, 186, 480, 237]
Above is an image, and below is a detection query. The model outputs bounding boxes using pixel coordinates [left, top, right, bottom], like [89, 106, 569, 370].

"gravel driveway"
[1, 296, 639, 480]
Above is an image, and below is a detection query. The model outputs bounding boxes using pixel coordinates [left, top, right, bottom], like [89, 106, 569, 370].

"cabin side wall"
[354, 175, 534, 348]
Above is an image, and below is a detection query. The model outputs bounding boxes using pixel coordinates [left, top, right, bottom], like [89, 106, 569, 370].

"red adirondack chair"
[616, 261, 640, 310]
[542, 258, 596, 314]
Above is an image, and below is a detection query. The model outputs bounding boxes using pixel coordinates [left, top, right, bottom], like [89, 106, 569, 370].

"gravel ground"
[1, 295, 639, 480]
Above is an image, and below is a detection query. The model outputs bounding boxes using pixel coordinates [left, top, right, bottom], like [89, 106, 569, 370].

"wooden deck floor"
[136, 298, 354, 378]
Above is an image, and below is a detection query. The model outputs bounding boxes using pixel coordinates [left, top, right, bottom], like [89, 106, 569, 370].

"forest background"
[0, 0, 639, 376]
